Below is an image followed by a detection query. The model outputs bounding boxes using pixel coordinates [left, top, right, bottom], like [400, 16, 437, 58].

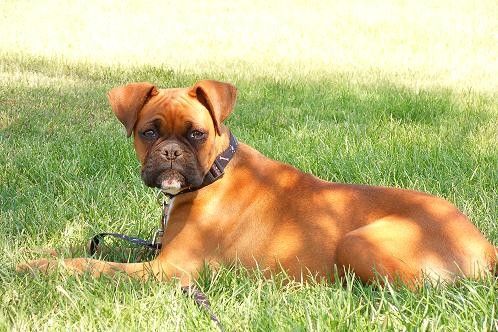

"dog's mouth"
[140, 144, 205, 194]
[156, 170, 187, 195]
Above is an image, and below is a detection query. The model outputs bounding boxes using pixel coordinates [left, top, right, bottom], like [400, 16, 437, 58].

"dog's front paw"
[16, 259, 58, 274]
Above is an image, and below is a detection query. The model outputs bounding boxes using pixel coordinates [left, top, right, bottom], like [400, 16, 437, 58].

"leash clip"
[151, 229, 164, 246]
[162, 197, 171, 227]
[151, 195, 171, 246]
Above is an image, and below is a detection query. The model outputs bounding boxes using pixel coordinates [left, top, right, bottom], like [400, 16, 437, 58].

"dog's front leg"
[16, 257, 196, 285]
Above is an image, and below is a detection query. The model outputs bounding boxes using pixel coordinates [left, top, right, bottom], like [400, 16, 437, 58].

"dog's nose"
[162, 143, 183, 160]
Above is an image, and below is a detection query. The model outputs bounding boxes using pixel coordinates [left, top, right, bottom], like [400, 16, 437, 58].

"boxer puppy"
[18, 80, 497, 287]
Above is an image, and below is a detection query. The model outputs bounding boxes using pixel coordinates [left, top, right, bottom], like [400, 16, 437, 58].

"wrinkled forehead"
[136, 88, 212, 133]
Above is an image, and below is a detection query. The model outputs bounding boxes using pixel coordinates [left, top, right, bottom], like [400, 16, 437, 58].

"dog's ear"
[189, 80, 237, 135]
[107, 83, 158, 137]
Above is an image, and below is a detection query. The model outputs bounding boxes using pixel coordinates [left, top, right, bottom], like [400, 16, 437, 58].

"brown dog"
[18, 80, 497, 287]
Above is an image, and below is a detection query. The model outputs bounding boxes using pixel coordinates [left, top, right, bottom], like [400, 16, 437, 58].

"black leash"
[181, 285, 224, 331]
[88, 232, 161, 253]
[88, 199, 168, 256]
[87, 132, 238, 331]
[87, 200, 224, 330]
[87, 200, 224, 329]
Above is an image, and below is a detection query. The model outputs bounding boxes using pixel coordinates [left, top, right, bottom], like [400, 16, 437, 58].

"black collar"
[167, 131, 238, 198]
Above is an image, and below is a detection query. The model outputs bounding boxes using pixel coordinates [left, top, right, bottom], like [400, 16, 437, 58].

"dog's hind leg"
[335, 215, 496, 287]
[335, 219, 421, 287]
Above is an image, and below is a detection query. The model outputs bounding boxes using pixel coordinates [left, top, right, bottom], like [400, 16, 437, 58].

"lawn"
[1, 0, 497, 330]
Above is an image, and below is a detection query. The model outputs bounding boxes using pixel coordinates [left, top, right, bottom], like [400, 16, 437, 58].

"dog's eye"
[190, 130, 206, 140]
[141, 129, 157, 139]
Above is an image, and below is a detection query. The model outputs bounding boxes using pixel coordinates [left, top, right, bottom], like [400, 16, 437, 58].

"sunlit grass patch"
[1, 0, 498, 90]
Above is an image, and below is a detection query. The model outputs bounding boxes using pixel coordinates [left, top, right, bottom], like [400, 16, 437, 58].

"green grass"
[1, 53, 497, 331]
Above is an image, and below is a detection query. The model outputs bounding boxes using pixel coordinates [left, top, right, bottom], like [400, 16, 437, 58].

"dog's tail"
[495, 247, 498, 277]
[490, 246, 498, 277]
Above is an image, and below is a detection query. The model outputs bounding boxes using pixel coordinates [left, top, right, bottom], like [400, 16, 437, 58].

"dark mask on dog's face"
[108, 80, 237, 194]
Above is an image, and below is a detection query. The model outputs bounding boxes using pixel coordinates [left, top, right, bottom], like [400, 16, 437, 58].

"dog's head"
[108, 80, 237, 194]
